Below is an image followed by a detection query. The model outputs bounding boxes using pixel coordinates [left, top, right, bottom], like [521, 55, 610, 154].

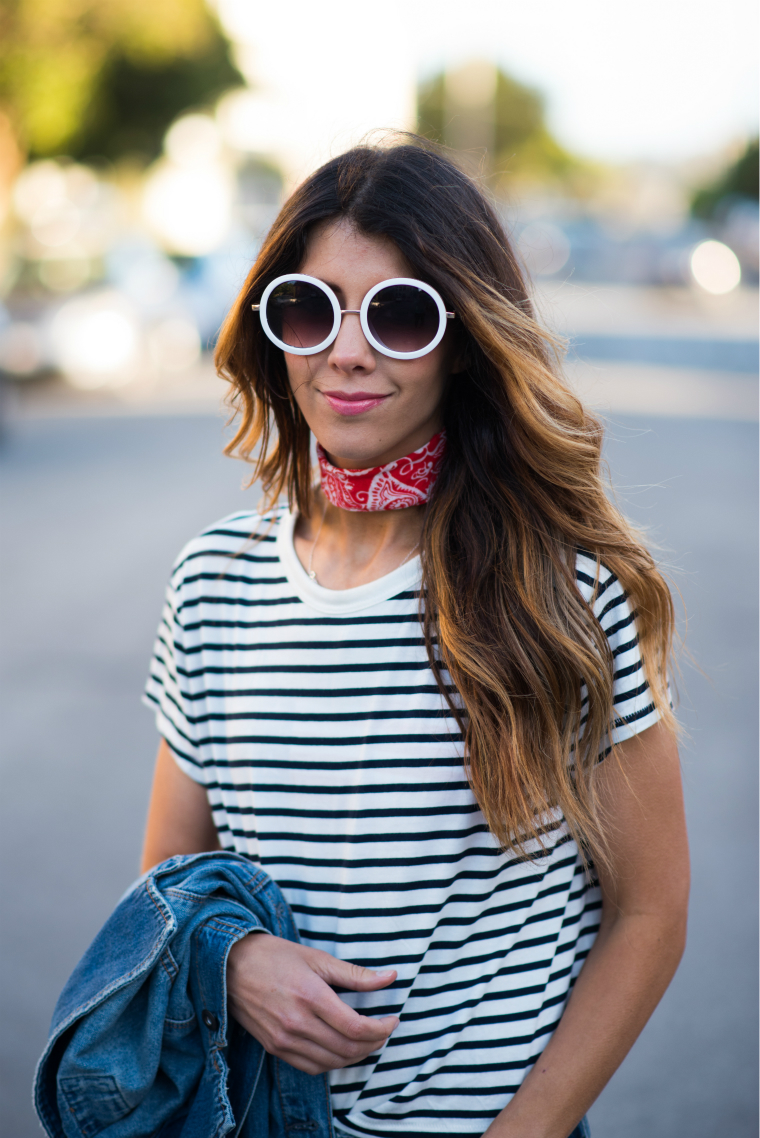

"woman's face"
[285, 220, 452, 469]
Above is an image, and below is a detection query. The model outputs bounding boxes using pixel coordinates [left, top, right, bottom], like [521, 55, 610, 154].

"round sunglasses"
[251, 274, 455, 360]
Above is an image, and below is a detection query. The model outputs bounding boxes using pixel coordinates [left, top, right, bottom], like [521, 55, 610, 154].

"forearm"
[485, 908, 687, 1138]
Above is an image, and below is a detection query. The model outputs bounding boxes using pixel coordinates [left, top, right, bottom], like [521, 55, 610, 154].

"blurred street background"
[0, 1, 758, 1135]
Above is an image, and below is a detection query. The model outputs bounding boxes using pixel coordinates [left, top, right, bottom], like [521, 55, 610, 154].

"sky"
[417, 0, 759, 163]
[212, 0, 758, 180]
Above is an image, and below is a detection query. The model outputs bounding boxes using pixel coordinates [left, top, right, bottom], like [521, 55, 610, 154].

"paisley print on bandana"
[317, 431, 446, 511]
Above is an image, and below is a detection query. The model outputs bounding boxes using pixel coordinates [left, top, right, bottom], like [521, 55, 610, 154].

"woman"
[142, 141, 689, 1138]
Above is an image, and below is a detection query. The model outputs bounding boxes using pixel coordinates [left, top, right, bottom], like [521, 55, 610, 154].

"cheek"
[285, 354, 314, 397]
[400, 353, 449, 403]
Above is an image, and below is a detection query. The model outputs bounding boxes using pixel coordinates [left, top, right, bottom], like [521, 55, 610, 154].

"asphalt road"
[0, 410, 757, 1137]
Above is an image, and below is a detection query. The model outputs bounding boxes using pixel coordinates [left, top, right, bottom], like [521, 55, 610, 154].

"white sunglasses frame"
[252, 273, 455, 360]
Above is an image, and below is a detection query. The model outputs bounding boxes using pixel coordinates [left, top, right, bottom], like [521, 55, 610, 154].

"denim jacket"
[34, 851, 336, 1138]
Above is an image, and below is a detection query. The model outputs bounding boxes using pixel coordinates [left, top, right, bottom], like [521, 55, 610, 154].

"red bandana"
[317, 431, 447, 511]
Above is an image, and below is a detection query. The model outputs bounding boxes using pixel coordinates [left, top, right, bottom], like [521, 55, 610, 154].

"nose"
[327, 311, 375, 372]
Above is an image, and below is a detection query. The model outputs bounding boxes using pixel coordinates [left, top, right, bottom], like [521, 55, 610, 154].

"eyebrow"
[315, 278, 344, 296]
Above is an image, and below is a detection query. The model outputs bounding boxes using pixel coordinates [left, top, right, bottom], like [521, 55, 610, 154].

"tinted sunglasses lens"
[266, 280, 333, 349]
[367, 285, 440, 353]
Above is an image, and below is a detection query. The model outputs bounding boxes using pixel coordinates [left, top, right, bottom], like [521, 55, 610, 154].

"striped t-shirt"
[144, 506, 659, 1138]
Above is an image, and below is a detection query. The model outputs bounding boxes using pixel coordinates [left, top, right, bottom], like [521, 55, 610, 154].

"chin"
[319, 437, 386, 470]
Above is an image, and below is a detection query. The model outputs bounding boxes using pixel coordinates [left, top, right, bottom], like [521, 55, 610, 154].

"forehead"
[299, 220, 414, 288]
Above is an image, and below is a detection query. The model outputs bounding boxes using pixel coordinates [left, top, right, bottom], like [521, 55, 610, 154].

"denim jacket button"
[202, 1010, 220, 1031]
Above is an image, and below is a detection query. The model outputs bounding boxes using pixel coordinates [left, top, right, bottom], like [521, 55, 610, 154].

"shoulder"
[168, 506, 286, 592]
[574, 550, 635, 642]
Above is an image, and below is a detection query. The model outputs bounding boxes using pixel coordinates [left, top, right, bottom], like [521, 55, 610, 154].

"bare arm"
[485, 720, 690, 1138]
[140, 739, 220, 872]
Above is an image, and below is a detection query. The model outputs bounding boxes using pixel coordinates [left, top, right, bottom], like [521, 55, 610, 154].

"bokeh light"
[0, 322, 43, 375]
[12, 161, 114, 255]
[148, 317, 201, 372]
[165, 114, 223, 167]
[517, 223, 571, 277]
[50, 292, 141, 388]
[690, 240, 742, 294]
[142, 164, 233, 256]
[142, 113, 233, 256]
[109, 244, 181, 310]
[215, 89, 286, 154]
[38, 256, 91, 293]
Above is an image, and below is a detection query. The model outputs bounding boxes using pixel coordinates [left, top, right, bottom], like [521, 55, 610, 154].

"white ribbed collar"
[275, 508, 421, 615]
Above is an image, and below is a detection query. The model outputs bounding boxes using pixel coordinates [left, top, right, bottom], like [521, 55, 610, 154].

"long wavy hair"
[215, 139, 676, 869]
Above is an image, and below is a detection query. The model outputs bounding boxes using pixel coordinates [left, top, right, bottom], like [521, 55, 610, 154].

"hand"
[226, 933, 399, 1074]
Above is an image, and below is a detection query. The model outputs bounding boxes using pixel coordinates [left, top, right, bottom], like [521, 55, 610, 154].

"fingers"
[233, 997, 392, 1075]
[305, 947, 400, 1040]
[314, 996, 399, 1044]
[225, 934, 401, 1072]
[309, 1009, 398, 1055]
[273, 1012, 392, 1073]
[312, 953, 398, 993]
[273, 1039, 373, 1076]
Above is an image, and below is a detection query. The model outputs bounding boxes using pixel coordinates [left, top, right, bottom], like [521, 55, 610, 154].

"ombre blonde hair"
[215, 139, 676, 870]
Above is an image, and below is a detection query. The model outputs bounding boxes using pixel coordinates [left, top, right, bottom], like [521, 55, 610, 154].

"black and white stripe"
[145, 508, 658, 1138]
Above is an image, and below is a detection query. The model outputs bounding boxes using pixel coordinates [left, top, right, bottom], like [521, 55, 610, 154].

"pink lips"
[322, 390, 391, 416]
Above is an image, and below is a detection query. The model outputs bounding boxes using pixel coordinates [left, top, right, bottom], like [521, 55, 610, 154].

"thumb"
[314, 954, 397, 992]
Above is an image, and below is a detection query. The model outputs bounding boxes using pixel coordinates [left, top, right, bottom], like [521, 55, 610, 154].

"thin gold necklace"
[306, 500, 327, 581]
[306, 499, 419, 585]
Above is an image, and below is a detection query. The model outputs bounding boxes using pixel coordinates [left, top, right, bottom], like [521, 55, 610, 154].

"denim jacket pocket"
[163, 1011, 198, 1038]
[58, 1074, 131, 1137]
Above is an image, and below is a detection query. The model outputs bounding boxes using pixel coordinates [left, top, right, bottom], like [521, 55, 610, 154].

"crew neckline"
[276, 508, 421, 614]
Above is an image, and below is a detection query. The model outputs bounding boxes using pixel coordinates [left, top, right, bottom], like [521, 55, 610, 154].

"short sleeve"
[576, 552, 662, 756]
[143, 566, 205, 785]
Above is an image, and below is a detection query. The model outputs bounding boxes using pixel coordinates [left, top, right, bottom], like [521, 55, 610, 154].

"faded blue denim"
[34, 851, 335, 1138]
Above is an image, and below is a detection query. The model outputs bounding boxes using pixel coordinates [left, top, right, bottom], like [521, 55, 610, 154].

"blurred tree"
[417, 62, 589, 190]
[0, 0, 243, 163]
[690, 138, 759, 219]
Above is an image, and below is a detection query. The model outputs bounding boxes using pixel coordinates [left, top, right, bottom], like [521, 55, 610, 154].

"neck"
[317, 430, 446, 512]
[295, 429, 444, 589]
[318, 488, 425, 545]
[294, 487, 424, 591]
